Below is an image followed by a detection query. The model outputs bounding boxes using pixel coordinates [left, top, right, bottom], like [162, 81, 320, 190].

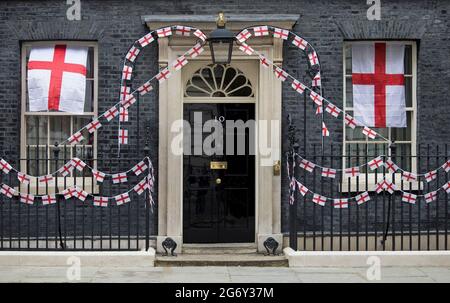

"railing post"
[382, 141, 396, 248]
[288, 115, 298, 251]
[53, 143, 66, 250]
[144, 125, 151, 251]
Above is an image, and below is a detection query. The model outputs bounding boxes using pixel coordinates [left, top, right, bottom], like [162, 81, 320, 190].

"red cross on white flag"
[322, 122, 330, 137]
[120, 86, 131, 101]
[308, 51, 319, 66]
[321, 167, 336, 178]
[384, 180, 397, 194]
[71, 158, 86, 171]
[63, 187, 77, 200]
[138, 33, 154, 47]
[259, 55, 270, 68]
[309, 91, 323, 107]
[134, 179, 149, 195]
[274, 67, 288, 82]
[173, 56, 188, 71]
[188, 43, 204, 58]
[20, 193, 35, 205]
[119, 107, 129, 122]
[115, 193, 131, 205]
[236, 29, 252, 43]
[17, 172, 31, 185]
[0, 159, 12, 174]
[312, 194, 327, 206]
[38, 174, 53, 185]
[239, 43, 254, 56]
[402, 192, 417, 204]
[194, 29, 207, 41]
[384, 158, 399, 173]
[132, 161, 148, 176]
[126, 46, 140, 63]
[352, 43, 406, 128]
[112, 172, 128, 184]
[138, 81, 153, 96]
[443, 181, 450, 193]
[325, 104, 341, 118]
[87, 120, 102, 134]
[355, 191, 370, 205]
[442, 160, 450, 173]
[291, 80, 306, 94]
[333, 199, 349, 209]
[375, 180, 386, 194]
[68, 132, 84, 145]
[156, 68, 171, 83]
[253, 26, 269, 36]
[345, 166, 360, 178]
[312, 72, 321, 87]
[362, 126, 377, 139]
[94, 196, 109, 207]
[58, 162, 74, 177]
[104, 106, 119, 121]
[157, 27, 172, 38]
[273, 28, 289, 40]
[121, 95, 136, 109]
[1, 184, 15, 198]
[344, 114, 357, 129]
[402, 171, 417, 182]
[425, 191, 437, 204]
[292, 35, 307, 50]
[118, 129, 128, 145]
[175, 26, 191, 36]
[76, 187, 89, 202]
[295, 180, 309, 196]
[42, 195, 57, 205]
[92, 169, 105, 183]
[368, 156, 384, 170]
[122, 66, 133, 80]
[27, 45, 88, 114]
[424, 170, 437, 183]
[300, 159, 315, 173]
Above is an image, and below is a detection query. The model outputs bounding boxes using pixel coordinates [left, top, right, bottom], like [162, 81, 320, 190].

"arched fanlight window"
[185, 64, 254, 97]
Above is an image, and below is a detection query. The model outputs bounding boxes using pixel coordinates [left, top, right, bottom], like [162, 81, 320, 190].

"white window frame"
[20, 41, 98, 177]
[342, 41, 418, 192]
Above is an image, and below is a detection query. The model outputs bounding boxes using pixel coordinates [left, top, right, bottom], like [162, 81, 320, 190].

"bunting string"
[235, 25, 391, 143]
[292, 153, 450, 179]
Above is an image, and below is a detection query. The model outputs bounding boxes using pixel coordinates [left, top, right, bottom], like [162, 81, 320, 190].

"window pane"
[404, 45, 412, 75]
[346, 125, 366, 141]
[26, 147, 47, 175]
[391, 112, 412, 141]
[86, 47, 94, 79]
[74, 117, 94, 145]
[393, 144, 412, 171]
[50, 116, 71, 145]
[84, 80, 94, 112]
[345, 45, 352, 75]
[371, 127, 389, 141]
[345, 77, 353, 107]
[26, 116, 48, 145]
[405, 76, 412, 107]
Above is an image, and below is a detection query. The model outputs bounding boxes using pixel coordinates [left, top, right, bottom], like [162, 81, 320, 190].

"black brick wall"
[0, 0, 449, 237]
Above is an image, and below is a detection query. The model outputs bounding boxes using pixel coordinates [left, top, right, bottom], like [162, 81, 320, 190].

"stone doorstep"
[284, 248, 450, 267]
[155, 253, 288, 267]
[0, 248, 156, 267]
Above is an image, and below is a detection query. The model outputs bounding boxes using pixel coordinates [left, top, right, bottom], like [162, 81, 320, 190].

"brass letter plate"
[210, 161, 228, 170]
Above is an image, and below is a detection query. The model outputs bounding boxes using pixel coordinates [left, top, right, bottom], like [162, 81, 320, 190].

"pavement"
[0, 265, 450, 283]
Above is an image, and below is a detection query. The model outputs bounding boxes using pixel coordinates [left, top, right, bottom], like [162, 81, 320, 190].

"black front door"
[183, 103, 255, 243]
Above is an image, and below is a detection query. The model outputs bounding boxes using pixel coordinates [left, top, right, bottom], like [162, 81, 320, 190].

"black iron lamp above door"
[207, 12, 236, 64]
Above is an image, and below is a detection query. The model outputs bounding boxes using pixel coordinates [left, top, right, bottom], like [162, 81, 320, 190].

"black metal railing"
[0, 144, 155, 251]
[286, 118, 449, 251]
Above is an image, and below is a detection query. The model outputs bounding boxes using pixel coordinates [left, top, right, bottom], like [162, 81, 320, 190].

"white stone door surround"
[142, 14, 299, 253]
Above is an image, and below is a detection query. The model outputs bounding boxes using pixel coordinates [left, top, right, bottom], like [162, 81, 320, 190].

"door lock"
[215, 178, 222, 185]
[273, 160, 281, 176]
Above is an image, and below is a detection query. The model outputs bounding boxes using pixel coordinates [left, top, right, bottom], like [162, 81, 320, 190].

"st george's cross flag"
[28, 45, 88, 114]
[352, 42, 406, 128]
